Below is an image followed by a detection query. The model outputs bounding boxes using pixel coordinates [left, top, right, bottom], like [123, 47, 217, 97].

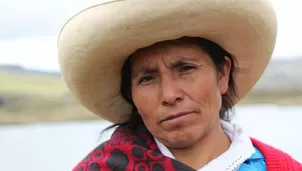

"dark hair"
[103, 36, 238, 132]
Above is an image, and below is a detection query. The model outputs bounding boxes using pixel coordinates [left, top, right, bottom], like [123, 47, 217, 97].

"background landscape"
[1, 1, 302, 171]
[0, 57, 301, 125]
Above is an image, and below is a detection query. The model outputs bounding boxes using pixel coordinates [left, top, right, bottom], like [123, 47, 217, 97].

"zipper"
[225, 155, 250, 171]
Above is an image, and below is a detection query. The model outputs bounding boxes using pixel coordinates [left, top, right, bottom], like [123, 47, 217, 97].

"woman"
[57, 0, 302, 170]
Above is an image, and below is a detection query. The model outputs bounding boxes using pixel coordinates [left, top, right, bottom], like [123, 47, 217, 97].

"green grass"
[0, 70, 301, 125]
[241, 90, 302, 105]
[0, 71, 99, 124]
[0, 71, 68, 98]
[0, 97, 98, 125]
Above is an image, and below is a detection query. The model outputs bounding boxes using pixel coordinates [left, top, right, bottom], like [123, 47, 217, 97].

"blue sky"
[0, 0, 302, 72]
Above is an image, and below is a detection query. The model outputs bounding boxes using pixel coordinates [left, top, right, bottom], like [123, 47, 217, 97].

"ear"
[218, 56, 232, 94]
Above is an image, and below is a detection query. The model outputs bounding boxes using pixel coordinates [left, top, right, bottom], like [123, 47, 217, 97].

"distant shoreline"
[1, 97, 301, 126]
[1, 64, 302, 125]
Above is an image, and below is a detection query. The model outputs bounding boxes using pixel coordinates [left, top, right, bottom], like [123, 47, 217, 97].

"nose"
[160, 77, 184, 106]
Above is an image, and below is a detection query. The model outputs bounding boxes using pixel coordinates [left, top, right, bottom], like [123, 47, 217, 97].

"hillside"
[1, 58, 301, 89]
[254, 57, 302, 90]
[0, 57, 301, 124]
[0, 68, 98, 125]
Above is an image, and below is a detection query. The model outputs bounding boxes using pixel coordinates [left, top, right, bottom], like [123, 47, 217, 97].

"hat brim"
[57, 0, 277, 123]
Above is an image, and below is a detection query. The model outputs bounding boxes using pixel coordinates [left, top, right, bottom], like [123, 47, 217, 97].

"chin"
[159, 124, 206, 148]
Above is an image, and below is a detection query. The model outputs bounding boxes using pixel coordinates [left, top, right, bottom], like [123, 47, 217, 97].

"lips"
[160, 111, 194, 123]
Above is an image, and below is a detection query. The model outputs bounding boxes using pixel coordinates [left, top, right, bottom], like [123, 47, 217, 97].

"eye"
[138, 76, 155, 84]
[179, 65, 196, 72]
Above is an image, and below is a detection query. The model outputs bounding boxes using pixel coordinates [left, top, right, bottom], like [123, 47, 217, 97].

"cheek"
[132, 88, 167, 137]
[187, 73, 222, 113]
[198, 88, 221, 113]
[132, 88, 159, 124]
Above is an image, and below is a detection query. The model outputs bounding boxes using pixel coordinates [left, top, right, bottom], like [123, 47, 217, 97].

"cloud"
[271, 0, 302, 57]
[0, 36, 59, 71]
[0, 0, 102, 39]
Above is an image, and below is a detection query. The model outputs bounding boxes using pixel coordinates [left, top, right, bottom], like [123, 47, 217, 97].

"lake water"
[0, 104, 301, 171]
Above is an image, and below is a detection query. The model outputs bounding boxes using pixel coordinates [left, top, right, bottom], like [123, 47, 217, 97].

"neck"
[168, 120, 231, 170]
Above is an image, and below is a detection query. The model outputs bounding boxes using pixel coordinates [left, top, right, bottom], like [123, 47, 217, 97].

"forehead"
[130, 41, 210, 67]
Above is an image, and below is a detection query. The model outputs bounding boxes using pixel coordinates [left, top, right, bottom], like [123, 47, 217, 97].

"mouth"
[160, 111, 195, 123]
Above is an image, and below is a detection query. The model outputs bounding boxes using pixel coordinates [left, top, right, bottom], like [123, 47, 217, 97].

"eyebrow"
[132, 65, 158, 79]
[168, 55, 201, 67]
[174, 55, 201, 63]
[131, 55, 201, 78]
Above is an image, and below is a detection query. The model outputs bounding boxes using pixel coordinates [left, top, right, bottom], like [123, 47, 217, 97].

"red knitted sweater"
[251, 138, 302, 171]
[73, 125, 302, 171]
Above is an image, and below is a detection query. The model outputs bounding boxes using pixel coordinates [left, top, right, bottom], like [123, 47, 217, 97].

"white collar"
[154, 120, 255, 171]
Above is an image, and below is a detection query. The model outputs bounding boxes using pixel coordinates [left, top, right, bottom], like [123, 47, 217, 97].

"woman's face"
[130, 41, 231, 148]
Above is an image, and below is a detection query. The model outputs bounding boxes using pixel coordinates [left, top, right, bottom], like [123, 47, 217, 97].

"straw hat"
[57, 0, 277, 123]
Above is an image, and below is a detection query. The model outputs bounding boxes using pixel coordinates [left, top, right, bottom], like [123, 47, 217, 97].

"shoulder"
[72, 129, 139, 171]
[72, 140, 109, 171]
[72, 137, 135, 171]
[250, 137, 302, 171]
[72, 125, 159, 171]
